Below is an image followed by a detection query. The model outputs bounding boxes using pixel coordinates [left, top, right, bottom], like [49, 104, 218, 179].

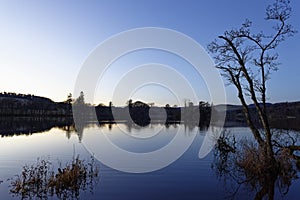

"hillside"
[215, 102, 300, 130]
[0, 92, 72, 116]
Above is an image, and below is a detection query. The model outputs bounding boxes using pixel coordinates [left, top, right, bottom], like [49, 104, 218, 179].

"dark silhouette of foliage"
[74, 91, 85, 105]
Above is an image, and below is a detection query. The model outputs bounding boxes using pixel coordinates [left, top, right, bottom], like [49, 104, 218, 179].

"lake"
[0, 122, 299, 199]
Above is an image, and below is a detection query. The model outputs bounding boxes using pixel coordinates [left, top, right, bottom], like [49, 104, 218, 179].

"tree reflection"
[68, 120, 209, 141]
[212, 129, 299, 200]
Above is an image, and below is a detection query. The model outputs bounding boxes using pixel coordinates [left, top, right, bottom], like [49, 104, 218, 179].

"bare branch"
[207, 0, 297, 155]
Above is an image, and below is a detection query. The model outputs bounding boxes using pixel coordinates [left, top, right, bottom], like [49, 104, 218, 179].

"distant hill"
[214, 101, 300, 130]
[0, 92, 71, 116]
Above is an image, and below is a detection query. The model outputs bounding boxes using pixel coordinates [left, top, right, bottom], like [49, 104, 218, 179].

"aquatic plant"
[10, 156, 99, 199]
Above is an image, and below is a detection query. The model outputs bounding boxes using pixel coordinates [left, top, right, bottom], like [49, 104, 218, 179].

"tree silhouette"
[208, 1, 299, 199]
[126, 99, 133, 108]
[66, 93, 73, 105]
[74, 91, 85, 105]
[208, 0, 296, 160]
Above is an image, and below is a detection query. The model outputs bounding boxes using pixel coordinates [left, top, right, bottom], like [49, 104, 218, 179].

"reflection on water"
[0, 117, 208, 141]
[0, 117, 73, 137]
[212, 129, 300, 200]
[0, 118, 299, 199]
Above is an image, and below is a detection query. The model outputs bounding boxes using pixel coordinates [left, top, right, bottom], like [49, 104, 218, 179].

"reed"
[10, 156, 99, 199]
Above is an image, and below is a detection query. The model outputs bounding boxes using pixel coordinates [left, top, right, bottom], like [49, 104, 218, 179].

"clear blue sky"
[0, 0, 299, 106]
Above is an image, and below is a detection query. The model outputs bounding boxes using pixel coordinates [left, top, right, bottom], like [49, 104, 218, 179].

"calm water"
[0, 123, 299, 199]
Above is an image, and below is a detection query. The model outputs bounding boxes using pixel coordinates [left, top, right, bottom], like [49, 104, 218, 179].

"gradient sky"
[0, 0, 299, 106]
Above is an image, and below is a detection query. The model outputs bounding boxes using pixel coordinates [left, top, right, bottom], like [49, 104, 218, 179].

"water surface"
[0, 123, 299, 199]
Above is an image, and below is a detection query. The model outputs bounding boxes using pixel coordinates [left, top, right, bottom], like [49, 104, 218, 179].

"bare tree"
[208, 0, 296, 160]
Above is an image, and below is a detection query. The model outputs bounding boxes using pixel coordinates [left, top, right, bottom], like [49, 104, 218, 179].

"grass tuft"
[10, 156, 99, 199]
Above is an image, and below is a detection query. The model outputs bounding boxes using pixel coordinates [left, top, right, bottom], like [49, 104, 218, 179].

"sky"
[0, 0, 299, 106]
